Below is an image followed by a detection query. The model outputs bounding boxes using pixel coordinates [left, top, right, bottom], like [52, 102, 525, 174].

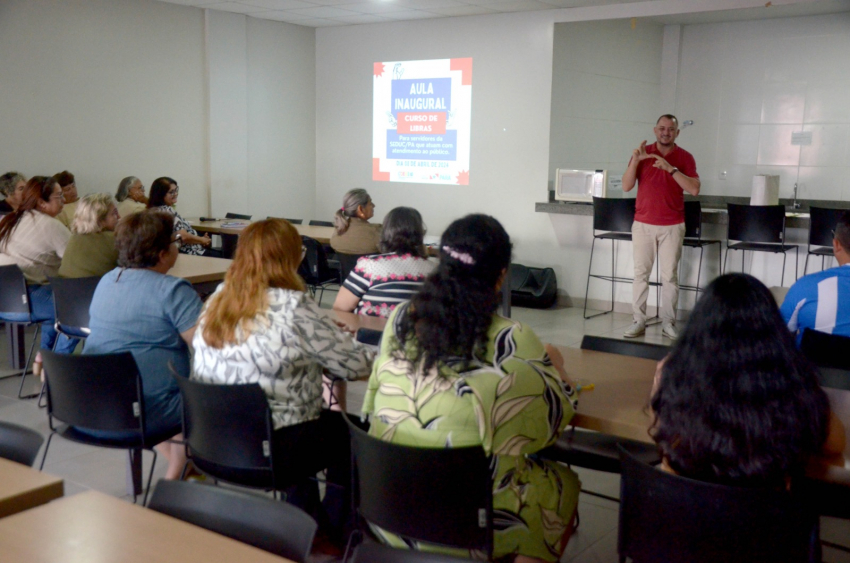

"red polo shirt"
[634, 143, 698, 226]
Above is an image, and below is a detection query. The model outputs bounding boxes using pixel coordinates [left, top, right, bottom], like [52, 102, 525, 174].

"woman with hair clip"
[651, 273, 845, 488]
[333, 206, 435, 317]
[329, 188, 381, 254]
[363, 214, 580, 563]
[147, 176, 212, 256]
[58, 193, 120, 278]
[0, 176, 79, 375]
[192, 218, 375, 546]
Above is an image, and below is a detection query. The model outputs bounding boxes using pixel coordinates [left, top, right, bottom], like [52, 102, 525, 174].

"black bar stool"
[723, 203, 798, 287]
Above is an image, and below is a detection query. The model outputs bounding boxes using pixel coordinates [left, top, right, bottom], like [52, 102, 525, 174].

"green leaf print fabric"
[362, 303, 581, 561]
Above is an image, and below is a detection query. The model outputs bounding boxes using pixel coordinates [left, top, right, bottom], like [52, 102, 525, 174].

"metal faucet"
[792, 183, 801, 209]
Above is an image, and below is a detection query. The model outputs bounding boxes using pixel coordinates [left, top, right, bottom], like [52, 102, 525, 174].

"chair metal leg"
[127, 448, 143, 500]
[804, 253, 810, 276]
[142, 449, 158, 506]
[17, 326, 41, 400]
[781, 252, 786, 287]
[582, 237, 605, 319]
[39, 432, 55, 470]
[695, 246, 704, 301]
[722, 247, 729, 275]
[794, 246, 799, 281]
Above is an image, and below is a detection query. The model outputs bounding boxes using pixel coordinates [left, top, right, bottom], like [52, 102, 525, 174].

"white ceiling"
[155, 0, 850, 28]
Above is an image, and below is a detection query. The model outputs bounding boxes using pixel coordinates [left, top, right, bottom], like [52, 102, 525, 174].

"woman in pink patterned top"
[333, 207, 435, 318]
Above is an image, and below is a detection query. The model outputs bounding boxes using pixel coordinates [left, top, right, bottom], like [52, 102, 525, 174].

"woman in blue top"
[84, 210, 202, 480]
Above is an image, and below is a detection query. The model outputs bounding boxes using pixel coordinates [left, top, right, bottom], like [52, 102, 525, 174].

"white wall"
[549, 19, 665, 187]
[1, 0, 316, 221]
[0, 0, 208, 215]
[207, 10, 317, 219]
[675, 13, 850, 200]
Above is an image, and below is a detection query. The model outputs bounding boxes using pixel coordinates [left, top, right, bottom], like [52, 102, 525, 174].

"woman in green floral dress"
[362, 214, 580, 563]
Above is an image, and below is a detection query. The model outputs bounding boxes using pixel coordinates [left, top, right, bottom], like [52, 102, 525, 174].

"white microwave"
[554, 169, 607, 203]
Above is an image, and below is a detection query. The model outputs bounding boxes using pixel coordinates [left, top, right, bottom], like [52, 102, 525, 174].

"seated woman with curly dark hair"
[651, 273, 845, 488]
[363, 214, 580, 563]
[333, 206, 435, 318]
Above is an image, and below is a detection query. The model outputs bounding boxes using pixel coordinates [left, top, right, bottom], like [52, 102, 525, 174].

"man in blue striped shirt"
[781, 211, 850, 342]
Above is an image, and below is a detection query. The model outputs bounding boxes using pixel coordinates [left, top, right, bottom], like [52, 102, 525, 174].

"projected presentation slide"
[372, 58, 472, 185]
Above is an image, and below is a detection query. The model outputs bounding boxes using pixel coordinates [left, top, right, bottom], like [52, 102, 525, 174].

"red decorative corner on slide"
[449, 58, 472, 86]
[456, 170, 469, 185]
[373, 62, 385, 78]
[373, 158, 390, 181]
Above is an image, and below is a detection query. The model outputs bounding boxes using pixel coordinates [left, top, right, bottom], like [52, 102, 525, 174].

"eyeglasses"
[171, 234, 182, 247]
[167, 187, 179, 196]
[49, 194, 65, 201]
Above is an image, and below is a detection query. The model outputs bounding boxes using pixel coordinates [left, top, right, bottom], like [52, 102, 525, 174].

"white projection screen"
[372, 58, 472, 185]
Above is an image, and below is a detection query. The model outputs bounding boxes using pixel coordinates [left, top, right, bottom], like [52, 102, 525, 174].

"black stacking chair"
[309, 219, 334, 227]
[805, 207, 846, 275]
[617, 445, 820, 563]
[583, 197, 637, 319]
[679, 201, 722, 299]
[0, 265, 45, 399]
[799, 329, 850, 391]
[40, 351, 176, 504]
[351, 542, 475, 563]
[0, 421, 44, 466]
[49, 276, 101, 340]
[538, 336, 663, 501]
[300, 236, 339, 304]
[344, 415, 493, 561]
[149, 480, 317, 562]
[337, 253, 371, 285]
[173, 377, 280, 491]
[283, 218, 303, 224]
[225, 212, 252, 220]
[724, 203, 798, 286]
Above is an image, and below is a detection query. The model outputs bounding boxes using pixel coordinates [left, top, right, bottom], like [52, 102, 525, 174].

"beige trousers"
[631, 221, 685, 324]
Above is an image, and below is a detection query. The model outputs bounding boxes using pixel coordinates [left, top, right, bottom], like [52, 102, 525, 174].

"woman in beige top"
[0, 176, 79, 363]
[54, 170, 79, 229]
[59, 193, 120, 278]
[330, 188, 381, 255]
[115, 176, 147, 217]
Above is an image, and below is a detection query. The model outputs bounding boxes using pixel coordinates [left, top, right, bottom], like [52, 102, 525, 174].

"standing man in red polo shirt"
[622, 114, 701, 340]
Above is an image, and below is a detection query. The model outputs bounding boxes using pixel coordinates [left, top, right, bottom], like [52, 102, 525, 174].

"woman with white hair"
[58, 193, 120, 278]
[115, 176, 147, 217]
[0, 172, 26, 214]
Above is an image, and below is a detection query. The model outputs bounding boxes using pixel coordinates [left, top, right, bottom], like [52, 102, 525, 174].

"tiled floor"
[1, 297, 848, 562]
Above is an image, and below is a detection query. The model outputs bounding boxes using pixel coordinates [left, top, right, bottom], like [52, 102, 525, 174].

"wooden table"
[0, 458, 63, 518]
[170, 254, 233, 284]
[189, 218, 334, 245]
[0, 490, 295, 562]
[555, 345, 850, 484]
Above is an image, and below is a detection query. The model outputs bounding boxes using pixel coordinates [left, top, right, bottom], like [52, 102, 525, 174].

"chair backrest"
[509, 263, 529, 291]
[300, 236, 334, 284]
[284, 218, 303, 225]
[149, 480, 317, 562]
[799, 329, 850, 390]
[580, 335, 669, 361]
[592, 196, 635, 234]
[355, 328, 382, 346]
[173, 377, 273, 473]
[338, 253, 371, 284]
[346, 416, 493, 555]
[808, 206, 846, 248]
[309, 219, 333, 227]
[0, 264, 31, 315]
[42, 350, 145, 435]
[0, 421, 44, 466]
[352, 542, 475, 563]
[48, 275, 101, 336]
[684, 200, 702, 239]
[727, 203, 786, 244]
[225, 212, 252, 220]
[618, 445, 819, 563]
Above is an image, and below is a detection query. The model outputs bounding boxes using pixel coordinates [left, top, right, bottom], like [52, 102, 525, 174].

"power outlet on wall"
[719, 170, 727, 180]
